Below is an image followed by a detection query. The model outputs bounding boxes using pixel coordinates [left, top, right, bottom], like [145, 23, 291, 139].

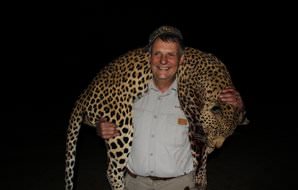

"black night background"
[12, 1, 297, 190]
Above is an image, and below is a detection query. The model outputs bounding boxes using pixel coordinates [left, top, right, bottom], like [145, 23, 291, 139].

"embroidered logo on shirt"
[177, 118, 188, 125]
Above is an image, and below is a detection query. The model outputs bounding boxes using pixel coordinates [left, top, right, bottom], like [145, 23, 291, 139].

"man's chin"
[154, 76, 176, 82]
[156, 76, 169, 80]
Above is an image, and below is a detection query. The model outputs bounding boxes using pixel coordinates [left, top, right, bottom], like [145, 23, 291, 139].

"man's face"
[149, 38, 184, 83]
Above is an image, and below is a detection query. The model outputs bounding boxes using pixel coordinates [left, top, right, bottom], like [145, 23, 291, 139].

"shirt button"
[153, 115, 157, 119]
[151, 134, 155, 138]
[150, 153, 153, 156]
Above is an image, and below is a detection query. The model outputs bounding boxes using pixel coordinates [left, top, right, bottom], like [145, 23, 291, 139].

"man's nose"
[161, 55, 167, 64]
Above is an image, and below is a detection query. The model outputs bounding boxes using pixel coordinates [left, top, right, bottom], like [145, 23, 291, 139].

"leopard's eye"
[211, 105, 221, 114]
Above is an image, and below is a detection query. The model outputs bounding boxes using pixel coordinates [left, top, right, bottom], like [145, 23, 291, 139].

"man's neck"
[153, 78, 175, 93]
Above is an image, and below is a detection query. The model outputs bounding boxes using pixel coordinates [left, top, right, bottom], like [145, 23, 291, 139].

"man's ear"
[179, 54, 185, 65]
[148, 54, 152, 64]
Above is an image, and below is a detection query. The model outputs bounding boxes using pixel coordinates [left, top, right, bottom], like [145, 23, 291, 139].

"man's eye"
[153, 52, 161, 56]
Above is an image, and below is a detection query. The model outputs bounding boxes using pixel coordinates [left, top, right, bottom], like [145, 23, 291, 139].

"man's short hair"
[148, 25, 184, 47]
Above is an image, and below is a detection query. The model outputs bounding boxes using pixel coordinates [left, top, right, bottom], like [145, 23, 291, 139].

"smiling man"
[96, 26, 246, 190]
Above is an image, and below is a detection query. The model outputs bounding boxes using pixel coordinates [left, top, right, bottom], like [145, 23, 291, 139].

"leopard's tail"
[64, 102, 84, 190]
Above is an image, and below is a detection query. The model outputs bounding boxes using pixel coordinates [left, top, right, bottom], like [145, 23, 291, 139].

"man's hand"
[96, 118, 120, 139]
[219, 87, 244, 111]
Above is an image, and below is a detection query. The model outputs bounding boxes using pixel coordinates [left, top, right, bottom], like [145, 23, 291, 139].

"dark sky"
[18, 1, 297, 131]
[11, 4, 296, 190]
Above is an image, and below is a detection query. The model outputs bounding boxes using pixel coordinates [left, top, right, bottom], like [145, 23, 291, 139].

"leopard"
[64, 47, 242, 190]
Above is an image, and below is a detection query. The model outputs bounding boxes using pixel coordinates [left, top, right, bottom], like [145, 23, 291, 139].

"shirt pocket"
[163, 113, 189, 147]
[132, 107, 145, 140]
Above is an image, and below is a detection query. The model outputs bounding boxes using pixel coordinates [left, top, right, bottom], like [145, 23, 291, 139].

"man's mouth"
[157, 66, 170, 70]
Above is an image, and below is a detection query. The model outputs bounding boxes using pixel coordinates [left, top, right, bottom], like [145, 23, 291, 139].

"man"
[97, 26, 246, 190]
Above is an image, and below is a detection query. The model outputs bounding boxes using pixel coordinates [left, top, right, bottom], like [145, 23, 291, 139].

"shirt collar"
[149, 79, 178, 93]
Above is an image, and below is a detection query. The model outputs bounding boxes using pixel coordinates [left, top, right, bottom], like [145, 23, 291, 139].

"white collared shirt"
[127, 79, 194, 177]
